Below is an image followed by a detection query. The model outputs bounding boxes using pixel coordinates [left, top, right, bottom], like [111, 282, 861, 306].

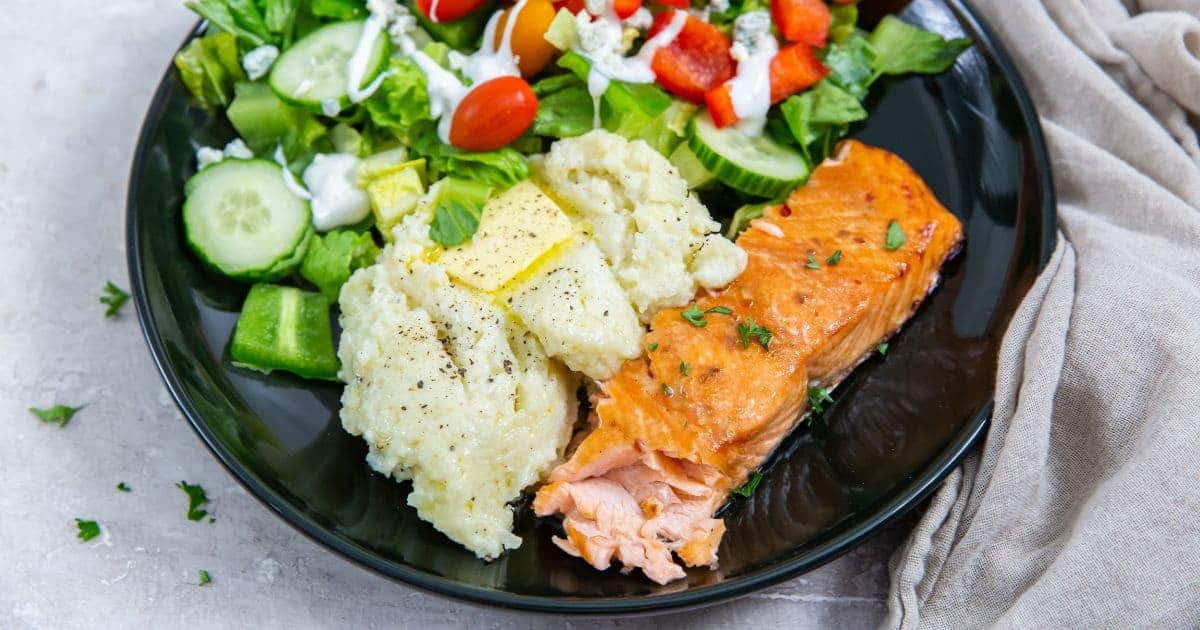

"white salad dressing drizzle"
[344, 2, 400, 108]
[428, 0, 443, 22]
[195, 139, 255, 170]
[273, 146, 313, 200]
[572, 6, 688, 128]
[302, 153, 372, 231]
[725, 10, 777, 136]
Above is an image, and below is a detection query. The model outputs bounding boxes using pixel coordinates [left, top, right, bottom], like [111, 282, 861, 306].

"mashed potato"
[338, 212, 577, 559]
[533, 130, 747, 321]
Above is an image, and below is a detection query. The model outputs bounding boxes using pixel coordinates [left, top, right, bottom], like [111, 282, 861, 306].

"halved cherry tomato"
[704, 84, 738, 128]
[416, 0, 490, 23]
[770, 0, 831, 47]
[769, 43, 828, 102]
[658, 0, 691, 8]
[612, 0, 642, 18]
[649, 11, 737, 103]
[495, 0, 559, 77]
[449, 77, 539, 152]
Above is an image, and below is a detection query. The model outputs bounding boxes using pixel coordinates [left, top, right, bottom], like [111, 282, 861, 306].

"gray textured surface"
[0, 1, 903, 627]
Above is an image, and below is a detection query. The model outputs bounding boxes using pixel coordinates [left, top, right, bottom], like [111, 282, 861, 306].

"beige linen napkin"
[885, 1, 1200, 627]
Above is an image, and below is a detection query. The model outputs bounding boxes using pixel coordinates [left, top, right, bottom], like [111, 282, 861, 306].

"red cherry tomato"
[658, 0, 690, 8]
[449, 77, 539, 152]
[416, 0, 490, 23]
[612, 0, 642, 19]
[649, 11, 737, 103]
[770, 0, 831, 47]
[553, 0, 587, 13]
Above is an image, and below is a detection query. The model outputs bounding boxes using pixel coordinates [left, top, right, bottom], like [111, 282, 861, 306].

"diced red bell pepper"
[770, 0, 831, 47]
[704, 84, 739, 128]
[553, 0, 641, 17]
[649, 11, 737, 103]
[769, 43, 829, 102]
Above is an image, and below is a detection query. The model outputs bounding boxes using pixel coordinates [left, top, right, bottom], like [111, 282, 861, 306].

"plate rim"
[126, 0, 1057, 615]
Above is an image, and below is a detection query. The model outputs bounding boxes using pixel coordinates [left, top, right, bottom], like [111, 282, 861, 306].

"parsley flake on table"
[826, 249, 843, 265]
[805, 255, 822, 269]
[732, 472, 763, 498]
[681, 304, 707, 327]
[679, 361, 690, 376]
[737, 318, 773, 350]
[705, 306, 733, 315]
[177, 481, 210, 521]
[885, 220, 907, 250]
[808, 386, 835, 414]
[198, 570, 212, 586]
[29, 404, 83, 427]
[75, 518, 101, 542]
[877, 342, 889, 355]
[100, 281, 130, 317]
[117, 482, 131, 492]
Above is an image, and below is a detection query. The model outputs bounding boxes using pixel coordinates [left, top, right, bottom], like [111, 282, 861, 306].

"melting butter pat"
[365, 159, 426, 238]
[442, 180, 573, 292]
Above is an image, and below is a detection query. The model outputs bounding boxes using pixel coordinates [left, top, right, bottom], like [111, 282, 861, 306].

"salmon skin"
[534, 141, 965, 584]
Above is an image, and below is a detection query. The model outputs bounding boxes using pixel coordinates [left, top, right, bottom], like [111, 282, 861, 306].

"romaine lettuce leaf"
[300, 230, 380, 301]
[869, 16, 972, 76]
[533, 84, 594, 138]
[186, 0, 272, 46]
[780, 79, 867, 163]
[429, 178, 493, 247]
[444, 148, 530, 188]
[174, 32, 246, 108]
[310, 0, 367, 20]
[821, 33, 875, 100]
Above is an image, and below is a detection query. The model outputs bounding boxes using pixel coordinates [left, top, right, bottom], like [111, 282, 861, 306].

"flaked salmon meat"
[533, 141, 965, 583]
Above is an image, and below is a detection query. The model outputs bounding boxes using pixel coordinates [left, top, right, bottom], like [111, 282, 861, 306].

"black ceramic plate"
[128, 0, 1055, 615]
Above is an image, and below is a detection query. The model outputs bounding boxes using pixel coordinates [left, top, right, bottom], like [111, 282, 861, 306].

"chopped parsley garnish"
[117, 482, 131, 492]
[737, 318, 773, 350]
[29, 404, 83, 427]
[885, 220, 907, 250]
[75, 518, 100, 542]
[805, 255, 821, 269]
[661, 383, 674, 396]
[877, 342, 889, 355]
[177, 481, 209, 521]
[808, 386, 835, 413]
[826, 249, 843, 265]
[732, 472, 763, 498]
[100, 281, 130, 318]
[679, 361, 690, 376]
[198, 570, 212, 586]
[647, 342, 659, 352]
[681, 304, 707, 327]
[705, 306, 733, 315]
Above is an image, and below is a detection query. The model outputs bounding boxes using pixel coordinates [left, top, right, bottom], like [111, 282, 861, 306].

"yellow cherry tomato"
[495, 0, 558, 78]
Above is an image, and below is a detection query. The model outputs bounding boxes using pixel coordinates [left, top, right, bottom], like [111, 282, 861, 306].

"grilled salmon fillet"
[533, 140, 965, 584]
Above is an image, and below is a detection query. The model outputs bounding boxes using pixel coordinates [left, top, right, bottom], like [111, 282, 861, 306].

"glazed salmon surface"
[533, 141, 965, 584]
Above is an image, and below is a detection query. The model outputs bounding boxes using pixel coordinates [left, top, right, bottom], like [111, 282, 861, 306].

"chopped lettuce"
[310, 0, 367, 20]
[828, 4, 859, 45]
[821, 33, 876, 100]
[444, 149, 530, 188]
[300, 230, 381, 300]
[365, 58, 439, 148]
[780, 80, 867, 163]
[226, 81, 327, 159]
[429, 178, 493, 247]
[533, 84, 594, 139]
[173, 32, 246, 108]
[869, 16, 972, 77]
[186, 0, 272, 46]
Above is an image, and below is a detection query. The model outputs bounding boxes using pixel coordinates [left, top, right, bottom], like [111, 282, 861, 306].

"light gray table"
[0, 2, 906, 626]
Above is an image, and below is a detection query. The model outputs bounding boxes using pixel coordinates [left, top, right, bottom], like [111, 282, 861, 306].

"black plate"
[127, 0, 1055, 615]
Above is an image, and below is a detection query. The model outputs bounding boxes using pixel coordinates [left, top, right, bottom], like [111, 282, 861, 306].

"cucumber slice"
[230, 284, 340, 380]
[669, 143, 716, 190]
[183, 159, 313, 282]
[688, 112, 810, 198]
[268, 20, 390, 112]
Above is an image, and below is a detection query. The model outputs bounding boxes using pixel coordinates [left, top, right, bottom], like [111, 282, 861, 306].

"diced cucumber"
[688, 112, 810, 198]
[230, 284, 340, 380]
[183, 159, 313, 281]
[669, 143, 715, 190]
[268, 20, 390, 112]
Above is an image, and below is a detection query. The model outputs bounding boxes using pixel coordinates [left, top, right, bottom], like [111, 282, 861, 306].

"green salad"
[174, 0, 968, 380]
